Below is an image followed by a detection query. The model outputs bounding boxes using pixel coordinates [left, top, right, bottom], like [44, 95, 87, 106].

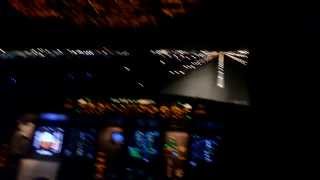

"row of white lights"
[223, 50, 249, 65]
[151, 49, 207, 61]
[151, 49, 249, 89]
[152, 49, 249, 64]
[151, 49, 215, 76]
[0, 48, 131, 59]
[1, 48, 248, 62]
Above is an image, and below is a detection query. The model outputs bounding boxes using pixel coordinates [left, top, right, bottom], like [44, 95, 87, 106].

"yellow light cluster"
[64, 98, 192, 120]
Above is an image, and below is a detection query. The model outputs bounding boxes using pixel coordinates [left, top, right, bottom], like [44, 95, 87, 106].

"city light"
[123, 66, 131, 72]
[137, 82, 144, 88]
[237, 50, 249, 55]
[0, 48, 131, 59]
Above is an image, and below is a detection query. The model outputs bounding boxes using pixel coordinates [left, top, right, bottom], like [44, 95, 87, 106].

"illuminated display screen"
[189, 135, 220, 167]
[164, 131, 189, 178]
[63, 128, 97, 159]
[128, 130, 160, 163]
[33, 126, 64, 156]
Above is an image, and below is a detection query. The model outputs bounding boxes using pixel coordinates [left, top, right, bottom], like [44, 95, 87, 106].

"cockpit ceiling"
[8, 0, 202, 28]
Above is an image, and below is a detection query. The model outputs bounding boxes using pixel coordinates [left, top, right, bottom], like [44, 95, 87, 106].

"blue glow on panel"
[40, 113, 68, 122]
[112, 132, 125, 143]
[189, 135, 220, 166]
[128, 130, 160, 161]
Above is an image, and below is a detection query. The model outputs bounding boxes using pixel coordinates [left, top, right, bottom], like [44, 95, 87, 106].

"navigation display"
[189, 135, 221, 167]
[33, 126, 64, 156]
[63, 128, 97, 159]
[128, 130, 161, 163]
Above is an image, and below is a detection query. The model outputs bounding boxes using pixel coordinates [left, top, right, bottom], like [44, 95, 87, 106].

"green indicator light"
[129, 148, 141, 159]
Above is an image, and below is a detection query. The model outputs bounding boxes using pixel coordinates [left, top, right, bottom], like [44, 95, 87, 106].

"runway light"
[56, 49, 63, 54]
[182, 103, 192, 109]
[78, 98, 87, 105]
[123, 66, 131, 71]
[225, 51, 248, 58]
[224, 54, 248, 65]
[237, 50, 249, 55]
[137, 82, 144, 88]
[76, 50, 84, 55]
[38, 52, 45, 57]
